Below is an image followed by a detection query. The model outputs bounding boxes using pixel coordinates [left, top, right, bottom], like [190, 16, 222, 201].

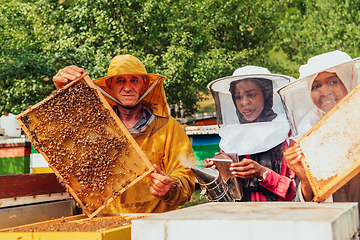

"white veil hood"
[278, 51, 360, 140]
[208, 66, 295, 155]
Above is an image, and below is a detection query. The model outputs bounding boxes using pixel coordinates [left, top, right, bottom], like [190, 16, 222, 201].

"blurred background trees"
[1, 0, 360, 116]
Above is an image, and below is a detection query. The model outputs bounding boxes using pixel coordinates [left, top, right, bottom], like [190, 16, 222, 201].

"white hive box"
[132, 202, 359, 240]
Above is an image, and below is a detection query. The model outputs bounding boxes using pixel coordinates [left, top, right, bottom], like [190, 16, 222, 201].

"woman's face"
[234, 80, 265, 121]
[311, 72, 348, 113]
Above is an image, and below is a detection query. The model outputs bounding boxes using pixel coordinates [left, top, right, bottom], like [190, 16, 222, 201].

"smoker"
[191, 166, 242, 202]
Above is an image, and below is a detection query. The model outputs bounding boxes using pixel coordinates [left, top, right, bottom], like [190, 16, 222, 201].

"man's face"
[234, 80, 265, 122]
[311, 72, 348, 114]
[106, 75, 147, 107]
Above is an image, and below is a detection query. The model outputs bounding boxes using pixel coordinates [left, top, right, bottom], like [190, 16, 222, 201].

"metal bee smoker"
[190, 166, 239, 202]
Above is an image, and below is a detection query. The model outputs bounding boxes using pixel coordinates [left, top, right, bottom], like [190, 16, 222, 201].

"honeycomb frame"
[16, 73, 154, 218]
[0, 213, 151, 233]
[298, 83, 360, 202]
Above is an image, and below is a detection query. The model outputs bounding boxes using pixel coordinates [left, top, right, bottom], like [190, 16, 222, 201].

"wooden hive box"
[298, 83, 360, 202]
[16, 73, 154, 217]
[0, 213, 151, 240]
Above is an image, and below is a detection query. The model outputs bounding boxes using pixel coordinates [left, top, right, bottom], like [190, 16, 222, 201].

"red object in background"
[195, 118, 217, 126]
[0, 173, 65, 199]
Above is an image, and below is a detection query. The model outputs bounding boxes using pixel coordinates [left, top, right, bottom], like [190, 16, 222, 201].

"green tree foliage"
[277, 0, 360, 69]
[1, 0, 293, 115]
[0, 1, 55, 114]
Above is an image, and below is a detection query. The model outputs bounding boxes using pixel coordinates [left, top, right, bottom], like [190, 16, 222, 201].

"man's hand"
[53, 65, 84, 89]
[149, 164, 173, 198]
[230, 158, 267, 179]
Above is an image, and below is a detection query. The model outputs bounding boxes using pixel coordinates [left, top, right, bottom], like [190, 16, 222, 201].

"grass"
[180, 190, 209, 208]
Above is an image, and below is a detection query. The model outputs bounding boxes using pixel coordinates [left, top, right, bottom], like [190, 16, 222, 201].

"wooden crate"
[0, 173, 66, 208]
[0, 213, 151, 240]
[298, 83, 360, 202]
[16, 74, 154, 217]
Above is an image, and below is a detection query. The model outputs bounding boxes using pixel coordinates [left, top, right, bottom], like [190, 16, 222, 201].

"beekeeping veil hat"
[93, 55, 168, 117]
[208, 66, 294, 155]
[278, 50, 360, 140]
[299, 51, 356, 92]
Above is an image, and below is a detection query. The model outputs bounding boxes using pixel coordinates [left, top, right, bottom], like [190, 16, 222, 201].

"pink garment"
[251, 140, 296, 202]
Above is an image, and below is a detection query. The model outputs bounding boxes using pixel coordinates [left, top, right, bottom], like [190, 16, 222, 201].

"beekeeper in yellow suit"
[53, 54, 196, 213]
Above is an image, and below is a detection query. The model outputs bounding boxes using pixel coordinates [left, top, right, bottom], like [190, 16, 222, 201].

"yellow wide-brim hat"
[93, 55, 168, 116]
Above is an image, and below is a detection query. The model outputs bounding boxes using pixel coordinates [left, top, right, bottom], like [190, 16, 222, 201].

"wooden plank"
[0, 213, 151, 240]
[0, 193, 69, 208]
[0, 138, 30, 148]
[0, 173, 65, 199]
[0, 200, 73, 229]
[0, 146, 31, 158]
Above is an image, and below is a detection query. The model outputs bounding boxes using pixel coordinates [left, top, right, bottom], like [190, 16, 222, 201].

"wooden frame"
[0, 213, 152, 240]
[16, 73, 154, 218]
